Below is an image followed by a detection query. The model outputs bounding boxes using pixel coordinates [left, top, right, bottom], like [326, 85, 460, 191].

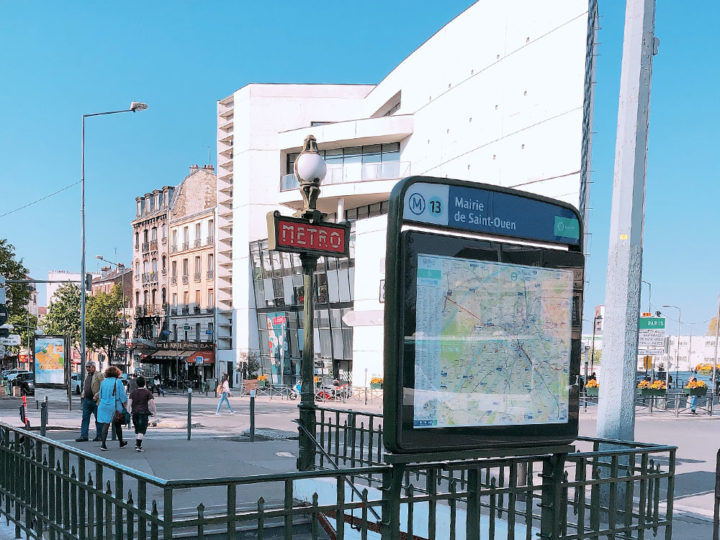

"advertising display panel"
[34, 335, 68, 385]
[384, 177, 584, 454]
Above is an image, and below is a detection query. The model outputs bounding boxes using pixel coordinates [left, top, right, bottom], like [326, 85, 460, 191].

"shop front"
[185, 350, 214, 390]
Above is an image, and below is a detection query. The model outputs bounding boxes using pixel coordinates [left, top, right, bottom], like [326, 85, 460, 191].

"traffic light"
[85, 273, 93, 291]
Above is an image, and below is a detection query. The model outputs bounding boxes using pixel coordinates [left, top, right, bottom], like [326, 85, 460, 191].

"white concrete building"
[215, 0, 598, 387]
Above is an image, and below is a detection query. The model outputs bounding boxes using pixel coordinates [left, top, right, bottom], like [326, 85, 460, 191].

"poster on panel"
[34, 335, 67, 385]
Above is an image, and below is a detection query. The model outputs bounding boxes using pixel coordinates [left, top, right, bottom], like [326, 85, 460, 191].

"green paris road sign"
[639, 317, 665, 330]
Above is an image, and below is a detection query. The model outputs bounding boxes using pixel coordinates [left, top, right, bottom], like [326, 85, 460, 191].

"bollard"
[249, 390, 256, 442]
[187, 387, 192, 441]
[40, 401, 47, 436]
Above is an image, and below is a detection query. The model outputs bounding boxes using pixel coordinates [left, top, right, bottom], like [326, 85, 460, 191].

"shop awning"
[144, 350, 191, 363]
[186, 350, 215, 365]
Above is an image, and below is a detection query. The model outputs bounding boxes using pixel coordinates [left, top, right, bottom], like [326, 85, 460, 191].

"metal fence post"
[381, 463, 404, 540]
[539, 453, 567, 539]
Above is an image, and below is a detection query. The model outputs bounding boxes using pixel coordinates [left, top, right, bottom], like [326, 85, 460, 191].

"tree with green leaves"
[0, 238, 30, 317]
[42, 283, 81, 351]
[86, 284, 125, 361]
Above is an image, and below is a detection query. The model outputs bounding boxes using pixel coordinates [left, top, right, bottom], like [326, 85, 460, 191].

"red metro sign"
[267, 212, 350, 258]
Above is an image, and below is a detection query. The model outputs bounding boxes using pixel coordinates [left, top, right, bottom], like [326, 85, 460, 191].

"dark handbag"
[112, 381, 131, 424]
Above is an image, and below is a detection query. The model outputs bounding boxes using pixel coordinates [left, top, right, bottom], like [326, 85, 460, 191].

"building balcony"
[171, 245, 178, 253]
[207, 270, 214, 279]
[194, 239, 202, 248]
[181, 305, 189, 315]
[182, 275, 189, 285]
[150, 240, 158, 251]
[142, 273, 150, 283]
[171, 276, 177, 285]
[141, 242, 150, 253]
[161, 268, 167, 276]
[193, 304, 201, 314]
[281, 161, 409, 192]
[194, 272, 201, 282]
[206, 236, 214, 245]
[161, 237, 167, 245]
[279, 161, 410, 214]
[182, 242, 190, 251]
[149, 272, 158, 282]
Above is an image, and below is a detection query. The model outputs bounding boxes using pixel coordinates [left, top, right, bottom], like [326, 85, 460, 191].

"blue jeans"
[690, 395, 698, 412]
[216, 392, 233, 413]
[80, 398, 100, 439]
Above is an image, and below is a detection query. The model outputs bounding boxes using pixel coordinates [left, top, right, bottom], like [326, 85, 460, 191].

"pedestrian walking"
[216, 374, 235, 415]
[128, 376, 157, 452]
[75, 361, 104, 442]
[689, 377, 699, 414]
[96, 366, 129, 450]
[153, 374, 165, 397]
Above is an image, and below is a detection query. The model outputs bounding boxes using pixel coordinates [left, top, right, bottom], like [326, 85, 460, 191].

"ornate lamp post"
[294, 135, 327, 471]
[267, 135, 349, 470]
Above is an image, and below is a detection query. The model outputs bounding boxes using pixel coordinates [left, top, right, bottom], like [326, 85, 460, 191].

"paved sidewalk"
[0, 393, 717, 539]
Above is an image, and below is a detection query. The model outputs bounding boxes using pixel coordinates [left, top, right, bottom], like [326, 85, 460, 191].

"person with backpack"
[128, 376, 157, 452]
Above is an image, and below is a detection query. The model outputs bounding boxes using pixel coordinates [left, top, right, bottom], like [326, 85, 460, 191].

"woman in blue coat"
[96, 366, 129, 450]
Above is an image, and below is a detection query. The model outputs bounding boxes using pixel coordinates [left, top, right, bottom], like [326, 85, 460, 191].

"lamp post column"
[298, 253, 318, 470]
[81, 116, 87, 376]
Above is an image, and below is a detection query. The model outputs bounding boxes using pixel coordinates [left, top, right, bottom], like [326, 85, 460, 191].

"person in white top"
[216, 374, 235, 415]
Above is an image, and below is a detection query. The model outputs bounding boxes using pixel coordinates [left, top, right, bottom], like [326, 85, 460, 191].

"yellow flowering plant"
[370, 377, 383, 385]
[257, 374, 268, 382]
[637, 380, 666, 390]
[585, 379, 598, 389]
[685, 379, 707, 389]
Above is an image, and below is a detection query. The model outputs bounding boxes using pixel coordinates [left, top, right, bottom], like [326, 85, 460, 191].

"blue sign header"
[402, 181, 580, 246]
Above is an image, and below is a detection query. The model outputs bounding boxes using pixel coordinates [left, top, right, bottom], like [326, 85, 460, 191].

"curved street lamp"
[80, 102, 148, 376]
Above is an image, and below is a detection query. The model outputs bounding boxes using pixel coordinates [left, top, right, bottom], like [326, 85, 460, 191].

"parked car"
[71, 373, 83, 394]
[2, 369, 22, 381]
[6, 371, 30, 383]
[13, 373, 34, 396]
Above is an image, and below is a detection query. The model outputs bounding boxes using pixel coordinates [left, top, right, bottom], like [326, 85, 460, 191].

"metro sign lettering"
[267, 212, 350, 258]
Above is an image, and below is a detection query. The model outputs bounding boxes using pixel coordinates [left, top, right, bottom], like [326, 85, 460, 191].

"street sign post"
[0, 334, 21, 346]
[638, 316, 665, 356]
[0, 305, 8, 326]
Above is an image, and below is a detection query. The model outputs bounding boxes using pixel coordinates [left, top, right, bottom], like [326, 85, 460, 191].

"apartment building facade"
[166, 165, 217, 383]
[130, 186, 174, 363]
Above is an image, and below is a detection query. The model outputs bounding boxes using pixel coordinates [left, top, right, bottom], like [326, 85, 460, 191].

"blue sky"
[1, 1, 718, 336]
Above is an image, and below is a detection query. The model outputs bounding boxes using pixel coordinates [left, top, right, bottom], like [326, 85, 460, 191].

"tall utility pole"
[597, 0, 658, 442]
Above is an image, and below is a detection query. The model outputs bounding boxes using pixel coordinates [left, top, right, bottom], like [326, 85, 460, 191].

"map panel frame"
[384, 176, 584, 454]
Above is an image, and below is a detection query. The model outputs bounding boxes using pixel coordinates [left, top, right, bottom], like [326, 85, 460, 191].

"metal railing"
[0, 416, 676, 539]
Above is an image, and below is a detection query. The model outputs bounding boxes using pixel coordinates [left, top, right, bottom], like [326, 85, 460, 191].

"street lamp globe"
[294, 135, 326, 219]
[294, 135, 326, 185]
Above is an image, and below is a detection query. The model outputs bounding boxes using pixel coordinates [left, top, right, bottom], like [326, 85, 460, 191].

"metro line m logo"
[408, 193, 426, 215]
